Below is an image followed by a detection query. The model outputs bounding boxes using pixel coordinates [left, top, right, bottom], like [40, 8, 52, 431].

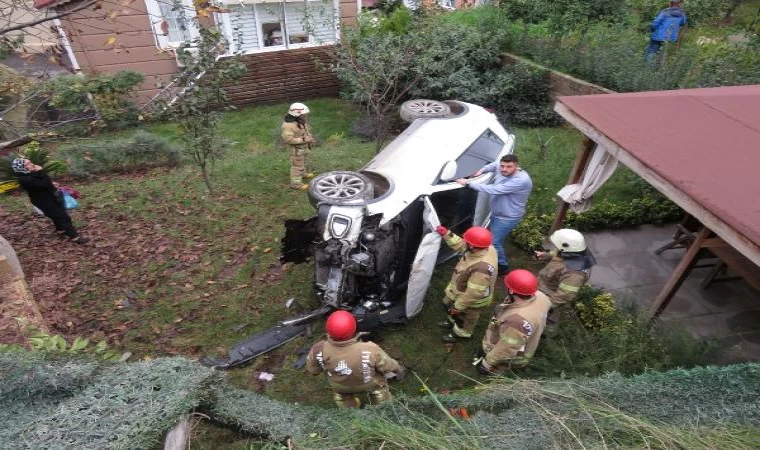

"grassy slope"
[2, 99, 649, 410]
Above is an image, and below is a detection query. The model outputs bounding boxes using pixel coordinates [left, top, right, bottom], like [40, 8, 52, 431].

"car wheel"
[308, 171, 374, 207]
[399, 99, 452, 123]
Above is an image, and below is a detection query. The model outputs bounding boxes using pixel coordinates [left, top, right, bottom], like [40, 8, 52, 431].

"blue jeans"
[489, 216, 522, 267]
[644, 39, 663, 64]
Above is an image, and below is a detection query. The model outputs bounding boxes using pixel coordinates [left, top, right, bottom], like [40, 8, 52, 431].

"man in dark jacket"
[12, 158, 89, 244]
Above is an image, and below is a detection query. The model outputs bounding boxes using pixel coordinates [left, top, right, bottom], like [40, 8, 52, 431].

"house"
[33, 0, 363, 106]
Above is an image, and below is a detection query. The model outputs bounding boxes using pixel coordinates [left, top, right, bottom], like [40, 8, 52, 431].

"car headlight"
[329, 215, 351, 238]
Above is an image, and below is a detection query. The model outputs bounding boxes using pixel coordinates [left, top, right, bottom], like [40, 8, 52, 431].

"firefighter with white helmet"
[534, 228, 596, 307]
[435, 225, 499, 343]
[281, 102, 315, 189]
[306, 310, 405, 408]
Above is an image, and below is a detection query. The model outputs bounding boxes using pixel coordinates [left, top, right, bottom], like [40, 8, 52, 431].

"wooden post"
[647, 226, 711, 320]
[549, 136, 596, 233]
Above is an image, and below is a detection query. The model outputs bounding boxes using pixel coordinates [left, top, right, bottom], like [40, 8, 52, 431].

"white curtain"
[557, 144, 618, 213]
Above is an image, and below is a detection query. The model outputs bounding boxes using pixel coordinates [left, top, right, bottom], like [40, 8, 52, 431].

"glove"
[448, 307, 462, 317]
[435, 225, 448, 236]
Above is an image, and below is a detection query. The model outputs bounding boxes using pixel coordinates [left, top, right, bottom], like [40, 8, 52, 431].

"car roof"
[363, 101, 513, 224]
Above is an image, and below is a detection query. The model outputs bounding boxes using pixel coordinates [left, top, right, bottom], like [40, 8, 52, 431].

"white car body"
[285, 100, 515, 324]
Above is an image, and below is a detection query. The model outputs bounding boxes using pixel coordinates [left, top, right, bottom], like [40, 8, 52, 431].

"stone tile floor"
[585, 224, 760, 363]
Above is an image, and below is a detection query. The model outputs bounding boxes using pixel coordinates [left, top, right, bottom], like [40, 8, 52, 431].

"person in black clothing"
[12, 158, 89, 244]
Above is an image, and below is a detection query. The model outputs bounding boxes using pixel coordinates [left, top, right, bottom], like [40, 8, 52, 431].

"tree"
[161, 21, 245, 194]
[332, 14, 428, 153]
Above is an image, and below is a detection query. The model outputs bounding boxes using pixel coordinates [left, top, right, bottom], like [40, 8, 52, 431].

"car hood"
[362, 102, 513, 225]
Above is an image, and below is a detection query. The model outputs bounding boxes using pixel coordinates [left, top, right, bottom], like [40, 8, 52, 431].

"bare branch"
[0, 0, 96, 36]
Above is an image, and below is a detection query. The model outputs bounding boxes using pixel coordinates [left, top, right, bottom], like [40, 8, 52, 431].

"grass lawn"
[1, 98, 646, 409]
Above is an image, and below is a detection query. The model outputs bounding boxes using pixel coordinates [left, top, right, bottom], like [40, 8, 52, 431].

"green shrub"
[0, 141, 68, 192]
[44, 70, 145, 131]
[629, 0, 730, 27]
[57, 131, 182, 177]
[511, 194, 683, 250]
[525, 286, 718, 378]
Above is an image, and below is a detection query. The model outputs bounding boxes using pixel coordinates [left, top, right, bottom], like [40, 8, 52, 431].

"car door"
[405, 196, 441, 319]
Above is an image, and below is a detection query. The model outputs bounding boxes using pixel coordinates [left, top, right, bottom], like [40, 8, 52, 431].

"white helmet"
[550, 229, 586, 253]
[288, 102, 310, 117]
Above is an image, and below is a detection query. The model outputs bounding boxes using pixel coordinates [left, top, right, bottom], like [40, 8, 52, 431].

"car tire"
[308, 171, 374, 207]
[399, 99, 452, 123]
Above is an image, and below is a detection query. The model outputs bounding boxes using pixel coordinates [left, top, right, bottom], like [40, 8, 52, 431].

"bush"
[43, 71, 145, 131]
[511, 194, 683, 250]
[524, 286, 718, 378]
[56, 131, 181, 177]
[629, 0, 730, 27]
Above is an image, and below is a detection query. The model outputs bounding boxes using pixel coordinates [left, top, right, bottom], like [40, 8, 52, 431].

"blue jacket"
[651, 7, 686, 42]
[468, 163, 532, 220]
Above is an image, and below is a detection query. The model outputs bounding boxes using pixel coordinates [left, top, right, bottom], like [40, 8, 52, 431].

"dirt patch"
[248, 353, 286, 393]
[0, 204, 203, 347]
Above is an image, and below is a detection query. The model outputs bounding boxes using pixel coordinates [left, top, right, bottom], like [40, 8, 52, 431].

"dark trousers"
[35, 201, 78, 238]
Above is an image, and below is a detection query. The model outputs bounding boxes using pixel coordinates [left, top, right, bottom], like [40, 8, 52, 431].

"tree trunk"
[200, 163, 214, 195]
[0, 235, 49, 345]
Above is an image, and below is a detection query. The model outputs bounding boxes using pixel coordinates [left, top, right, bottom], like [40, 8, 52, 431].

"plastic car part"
[202, 306, 332, 369]
[399, 99, 452, 123]
[307, 171, 374, 207]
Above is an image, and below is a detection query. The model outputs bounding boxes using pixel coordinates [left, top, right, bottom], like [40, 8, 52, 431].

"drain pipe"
[52, 17, 80, 73]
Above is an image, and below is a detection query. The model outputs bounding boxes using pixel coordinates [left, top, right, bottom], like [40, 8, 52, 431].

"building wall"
[223, 46, 339, 107]
[55, 0, 178, 103]
[53, 0, 360, 106]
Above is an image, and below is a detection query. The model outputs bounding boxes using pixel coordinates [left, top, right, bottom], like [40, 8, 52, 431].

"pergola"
[551, 85, 760, 318]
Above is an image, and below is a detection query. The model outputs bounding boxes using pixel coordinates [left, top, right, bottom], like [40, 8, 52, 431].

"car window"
[449, 130, 505, 180]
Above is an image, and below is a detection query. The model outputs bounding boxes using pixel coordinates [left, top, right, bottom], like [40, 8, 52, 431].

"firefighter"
[474, 269, 551, 374]
[306, 310, 406, 408]
[281, 102, 315, 189]
[534, 228, 596, 308]
[435, 225, 498, 343]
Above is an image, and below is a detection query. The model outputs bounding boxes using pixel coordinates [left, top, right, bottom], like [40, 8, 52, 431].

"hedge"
[1, 351, 758, 449]
[512, 195, 683, 250]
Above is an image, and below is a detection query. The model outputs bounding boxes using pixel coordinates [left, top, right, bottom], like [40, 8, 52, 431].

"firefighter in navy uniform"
[435, 225, 499, 343]
[306, 311, 406, 408]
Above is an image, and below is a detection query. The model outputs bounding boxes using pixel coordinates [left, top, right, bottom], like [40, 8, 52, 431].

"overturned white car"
[205, 100, 514, 368]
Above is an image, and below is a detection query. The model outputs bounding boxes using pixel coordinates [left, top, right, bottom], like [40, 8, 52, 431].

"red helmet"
[325, 310, 357, 341]
[504, 269, 538, 296]
[462, 227, 492, 248]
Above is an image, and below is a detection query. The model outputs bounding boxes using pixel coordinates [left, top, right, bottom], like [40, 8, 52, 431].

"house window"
[145, 0, 199, 49]
[220, 0, 337, 54]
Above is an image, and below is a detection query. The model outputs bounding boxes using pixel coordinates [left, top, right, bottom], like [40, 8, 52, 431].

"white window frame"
[145, 0, 200, 49]
[216, 0, 339, 57]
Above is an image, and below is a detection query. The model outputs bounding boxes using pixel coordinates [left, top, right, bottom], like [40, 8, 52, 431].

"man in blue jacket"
[456, 154, 532, 276]
[645, 0, 687, 62]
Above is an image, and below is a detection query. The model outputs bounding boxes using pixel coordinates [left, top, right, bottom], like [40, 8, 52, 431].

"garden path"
[586, 224, 760, 363]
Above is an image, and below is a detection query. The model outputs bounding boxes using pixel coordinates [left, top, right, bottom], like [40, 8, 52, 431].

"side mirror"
[439, 161, 458, 182]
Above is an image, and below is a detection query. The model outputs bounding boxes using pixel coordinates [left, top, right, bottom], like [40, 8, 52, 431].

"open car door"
[405, 196, 442, 318]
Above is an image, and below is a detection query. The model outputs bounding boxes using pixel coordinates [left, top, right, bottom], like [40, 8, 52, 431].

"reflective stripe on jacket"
[442, 232, 498, 310]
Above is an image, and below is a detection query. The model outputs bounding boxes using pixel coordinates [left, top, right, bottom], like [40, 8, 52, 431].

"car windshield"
[448, 129, 504, 180]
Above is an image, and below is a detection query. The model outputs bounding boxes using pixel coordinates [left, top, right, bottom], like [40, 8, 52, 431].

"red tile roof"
[558, 85, 760, 248]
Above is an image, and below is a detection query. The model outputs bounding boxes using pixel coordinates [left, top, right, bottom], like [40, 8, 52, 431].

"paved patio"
[585, 224, 760, 363]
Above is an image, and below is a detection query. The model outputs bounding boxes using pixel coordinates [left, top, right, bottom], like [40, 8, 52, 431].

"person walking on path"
[436, 225, 498, 344]
[281, 102, 316, 190]
[456, 154, 532, 275]
[12, 158, 89, 244]
[645, 0, 687, 63]
[474, 269, 551, 374]
[306, 310, 406, 408]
